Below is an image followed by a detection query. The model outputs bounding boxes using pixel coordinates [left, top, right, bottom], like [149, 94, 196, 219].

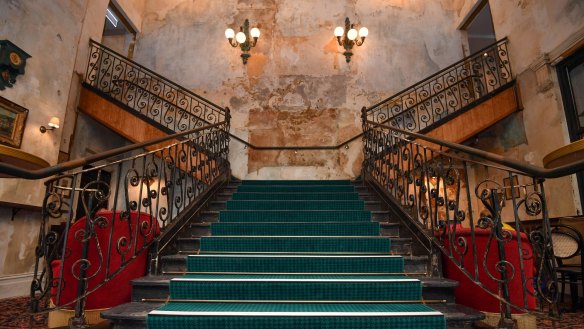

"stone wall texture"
[134, 0, 466, 179]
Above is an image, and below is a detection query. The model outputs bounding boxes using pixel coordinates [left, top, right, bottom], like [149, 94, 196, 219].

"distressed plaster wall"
[0, 0, 89, 282]
[456, 0, 584, 217]
[0, 0, 142, 291]
[134, 0, 466, 179]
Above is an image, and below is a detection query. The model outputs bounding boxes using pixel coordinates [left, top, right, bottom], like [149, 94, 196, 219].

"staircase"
[102, 179, 484, 328]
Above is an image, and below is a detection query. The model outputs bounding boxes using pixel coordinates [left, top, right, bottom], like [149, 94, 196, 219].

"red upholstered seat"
[441, 225, 536, 313]
[51, 210, 160, 309]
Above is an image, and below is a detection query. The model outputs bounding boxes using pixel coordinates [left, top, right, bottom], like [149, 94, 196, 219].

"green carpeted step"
[148, 302, 446, 329]
[226, 200, 364, 210]
[237, 185, 356, 193]
[231, 192, 360, 200]
[148, 179, 446, 328]
[210, 222, 380, 236]
[219, 210, 372, 222]
[186, 255, 405, 274]
[169, 275, 421, 301]
[240, 180, 352, 185]
[199, 237, 391, 253]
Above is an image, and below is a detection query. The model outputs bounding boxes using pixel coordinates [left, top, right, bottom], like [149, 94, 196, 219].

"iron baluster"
[490, 190, 514, 326]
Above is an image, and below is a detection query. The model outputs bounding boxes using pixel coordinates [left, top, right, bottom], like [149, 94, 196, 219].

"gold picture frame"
[0, 96, 28, 148]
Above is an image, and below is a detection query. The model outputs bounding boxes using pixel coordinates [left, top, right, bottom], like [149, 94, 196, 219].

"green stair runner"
[149, 303, 444, 329]
[237, 185, 356, 193]
[240, 180, 352, 185]
[186, 255, 405, 273]
[231, 192, 361, 200]
[200, 236, 391, 253]
[210, 222, 380, 236]
[148, 180, 445, 329]
[226, 200, 365, 210]
[219, 210, 372, 222]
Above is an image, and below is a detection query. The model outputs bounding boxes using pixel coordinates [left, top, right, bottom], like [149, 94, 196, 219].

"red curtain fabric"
[51, 210, 160, 309]
[442, 225, 536, 313]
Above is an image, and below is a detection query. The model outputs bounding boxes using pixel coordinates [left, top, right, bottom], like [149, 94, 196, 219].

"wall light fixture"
[334, 17, 368, 63]
[225, 19, 260, 64]
[40, 116, 60, 133]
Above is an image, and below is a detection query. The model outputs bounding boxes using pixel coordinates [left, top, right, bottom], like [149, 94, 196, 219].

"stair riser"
[186, 225, 211, 237]
[199, 211, 390, 222]
[108, 313, 468, 329]
[230, 194, 362, 201]
[209, 202, 385, 211]
[186, 256, 405, 274]
[131, 279, 454, 304]
[380, 225, 399, 237]
[217, 194, 380, 202]
[217, 211, 374, 223]
[235, 186, 357, 193]
[175, 238, 411, 255]
[170, 280, 422, 301]
[200, 237, 392, 253]
[147, 315, 446, 329]
[159, 255, 428, 275]
[209, 223, 381, 236]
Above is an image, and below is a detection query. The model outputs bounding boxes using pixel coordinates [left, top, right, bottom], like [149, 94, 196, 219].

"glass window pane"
[568, 61, 584, 132]
[466, 3, 496, 54]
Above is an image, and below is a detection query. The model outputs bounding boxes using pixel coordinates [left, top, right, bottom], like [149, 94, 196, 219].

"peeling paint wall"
[456, 0, 584, 217]
[0, 0, 89, 281]
[135, 0, 466, 179]
[0, 0, 141, 286]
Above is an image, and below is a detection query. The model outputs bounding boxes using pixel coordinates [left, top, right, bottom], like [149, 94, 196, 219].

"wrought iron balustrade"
[84, 40, 226, 133]
[4, 119, 231, 327]
[361, 110, 584, 323]
[365, 38, 512, 133]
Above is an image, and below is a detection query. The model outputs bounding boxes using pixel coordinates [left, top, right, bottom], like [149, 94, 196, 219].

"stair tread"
[150, 302, 442, 315]
[102, 302, 482, 323]
[132, 274, 455, 287]
[101, 301, 165, 321]
[172, 274, 415, 281]
[164, 253, 427, 258]
[431, 303, 485, 321]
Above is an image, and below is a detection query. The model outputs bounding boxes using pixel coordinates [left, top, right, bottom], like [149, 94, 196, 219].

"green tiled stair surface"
[210, 222, 380, 236]
[170, 275, 421, 301]
[218, 210, 372, 222]
[226, 200, 365, 210]
[231, 192, 360, 200]
[148, 180, 445, 329]
[186, 255, 405, 273]
[237, 185, 356, 193]
[148, 303, 446, 329]
[200, 236, 391, 253]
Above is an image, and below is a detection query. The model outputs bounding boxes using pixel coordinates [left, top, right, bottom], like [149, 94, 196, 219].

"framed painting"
[0, 96, 28, 148]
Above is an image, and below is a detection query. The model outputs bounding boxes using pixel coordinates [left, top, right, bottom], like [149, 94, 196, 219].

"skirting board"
[0, 272, 34, 299]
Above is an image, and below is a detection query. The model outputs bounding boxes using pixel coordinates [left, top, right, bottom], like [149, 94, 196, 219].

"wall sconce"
[40, 116, 60, 133]
[225, 19, 260, 64]
[334, 17, 368, 63]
